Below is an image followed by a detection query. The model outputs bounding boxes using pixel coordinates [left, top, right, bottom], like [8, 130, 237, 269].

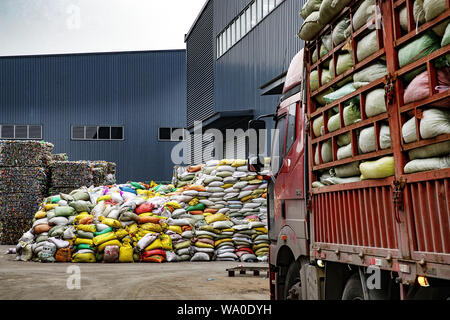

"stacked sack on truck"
[0, 140, 53, 245]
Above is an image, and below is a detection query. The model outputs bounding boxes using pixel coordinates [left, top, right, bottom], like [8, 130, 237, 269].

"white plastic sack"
[404, 156, 450, 173]
[357, 30, 378, 62]
[353, 0, 375, 31]
[402, 116, 418, 143]
[337, 143, 353, 160]
[353, 63, 387, 83]
[408, 141, 450, 160]
[333, 161, 361, 178]
[365, 88, 386, 117]
[380, 125, 391, 150]
[420, 108, 450, 139]
[359, 126, 376, 153]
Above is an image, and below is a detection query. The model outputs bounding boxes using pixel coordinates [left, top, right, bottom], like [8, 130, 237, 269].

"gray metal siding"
[186, 0, 215, 128]
[0, 50, 187, 183]
[213, 0, 304, 119]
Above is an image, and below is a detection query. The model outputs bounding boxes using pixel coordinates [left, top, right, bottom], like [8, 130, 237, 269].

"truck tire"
[342, 273, 364, 300]
[284, 261, 302, 300]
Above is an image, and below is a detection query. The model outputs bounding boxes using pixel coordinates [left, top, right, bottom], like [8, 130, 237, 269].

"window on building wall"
[222, 32, 227, 54]
[72, 126, 124, 140]
[263, 0, 269, 18]
[236, 16, 241, 41]
[251, 2, 257, 28]
[276, 0, 283, 6]
[231, 22, 236, 46]
[241, 12, 247, 36]
[0, 124, 42, 140]
[226, 26, 231, 49]
[256, 0, 263, 22]
[269, 0, 276, 11]
[158, 128, 186, 142]
[246, 6, 251, 32]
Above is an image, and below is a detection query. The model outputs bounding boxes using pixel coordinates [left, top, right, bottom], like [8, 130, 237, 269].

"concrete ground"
[0, 245, 269, 300]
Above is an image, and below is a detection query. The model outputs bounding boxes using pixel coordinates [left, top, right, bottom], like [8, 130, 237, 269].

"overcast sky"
[0, 0, 207, 56]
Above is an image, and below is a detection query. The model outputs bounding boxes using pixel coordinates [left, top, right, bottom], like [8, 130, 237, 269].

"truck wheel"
[284, 261, 302, 300]
[342, 274, 364, 300]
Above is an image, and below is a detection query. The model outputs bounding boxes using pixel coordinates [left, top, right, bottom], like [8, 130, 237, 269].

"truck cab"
[249, 49, 309, 299]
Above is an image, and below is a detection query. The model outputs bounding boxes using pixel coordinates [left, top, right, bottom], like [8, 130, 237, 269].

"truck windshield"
[270, 115, 286, 175]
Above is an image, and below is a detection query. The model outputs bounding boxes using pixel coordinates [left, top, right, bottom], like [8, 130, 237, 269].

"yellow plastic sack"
[93, 232, 117, 246]
[72, 252, 96, 263]
[188, 198, 199, 206]
[195, 242, 214, 249]
[168, 225, 182, 234]
[34, 210, 47, 219]
[74, 213, 91, 224]
[253, 243, 269, 251]
[137, 229, 157, 238]
[241, 195, 254, 202]
[144, 238, 163, 251]
[45, 204, 59, 211]
[231, 159, 246, 167]
[76, 224, 97, 233]
[165, 201, 181, 209]
[215, 238, 232, 246]
[160, 234, 173, 250]
[98, 216, 122, 228]
[97, 195, 111, 202]
[360, 156, 395, 180]
[127, 223, 139, 235]
[119, 240, 134, 263]
[115, 229, 128, 239]
[219, 159, 234, 165]
[137, 189, 150, 196]
[253, 227, 268, 234]
[140, 223, 162, 233]
[98, 239, 122, 252]
[222, 228, 234, 233]
[205, 213, 226, 224]
[221, 184, 234, 189]
[74, 238, 94, 246]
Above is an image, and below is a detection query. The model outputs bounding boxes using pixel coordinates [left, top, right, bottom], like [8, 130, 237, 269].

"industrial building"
[0, 50, 186, 183]
[185, 0, 304, 161]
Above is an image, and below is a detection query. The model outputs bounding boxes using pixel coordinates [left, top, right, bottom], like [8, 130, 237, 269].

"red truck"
[248, 0, 449, 300]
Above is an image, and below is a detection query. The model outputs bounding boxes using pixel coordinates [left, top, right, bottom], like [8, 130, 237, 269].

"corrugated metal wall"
[186, 0, 215, 128]
[0, 50, 187, 183]
[213, 0, 304, 119]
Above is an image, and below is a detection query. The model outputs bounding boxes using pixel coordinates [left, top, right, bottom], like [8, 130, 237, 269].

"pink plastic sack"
[404, 68, 450, 105]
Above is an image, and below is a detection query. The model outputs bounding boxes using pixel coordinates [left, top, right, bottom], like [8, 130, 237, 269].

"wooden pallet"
[226, 266, 269, 277]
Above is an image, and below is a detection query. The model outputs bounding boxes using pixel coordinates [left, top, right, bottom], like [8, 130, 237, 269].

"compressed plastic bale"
[0, 140, 53, 167]
[399, 33, 440, 68]
[333, 161, 361, 178]
[300, 0, 323, 19]
[318, 0, 352, 25]
[353, 63, 387, 83]
[323, 83, 356, 104]
[343, 102, 361, 126]
[366, 88, 386, 117]
[330, 53, 354, 77]
[423, 0, 447, 21]
[409, 140, 450, 160]
[337, 143, 353, 160]
[0, 167, 47, 194]
[380, 125, 392, 150]
[420, 108, 450, 139]
[360, 156, 395, 180]
[298, 11, 324, 41]
[327, 113, 341, 133]
[353, 0, 375, 31]
[402, 116, 418, 143]
[404, 155, 450, 173]
[333, 18, 351, 46]
[357, 31, 378, 62]
[404, 68, 450, 105]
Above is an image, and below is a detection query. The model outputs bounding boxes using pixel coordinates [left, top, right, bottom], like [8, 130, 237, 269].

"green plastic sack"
[337, 132, 352, 147]
[319, 0, 352, 25]
[333, 161, 361, 178]
[69, 200, 91, 213]
[343, 102, 361, 126]
[130, 182, 145, 190]
[333, 18, 351, 46]
[48, 225, 67, 238]
[330, 53, 354, 77]
[443, 23, 450, 46]
[54, 206, 76, 217]
[315, 88, 334, 105]
[399, 33, 440, 68]
[365, 88, 386, 117]
[353, 0, 375, 31]
[71, 191, 90, 201]
[404, 156, 450, 173]
[300, 0, 323, 19]
[323, 83, 356, 104]
[360, 156, 395, 180]
[310, 69, 332, 91]
[50, 196, 61, 204]
[327, 113, 341, 132]
[423, 0, 447, 21]
[77, 230, 95, 239]
[353, 63, 387, 83]
[313, 116, 324, 137]
[357, 31, 378, 62]
[298, 11, 323, 41]
[76, 244, 95, 251]
[409, 141, 450, 160]
[186, 203, 206, 212]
